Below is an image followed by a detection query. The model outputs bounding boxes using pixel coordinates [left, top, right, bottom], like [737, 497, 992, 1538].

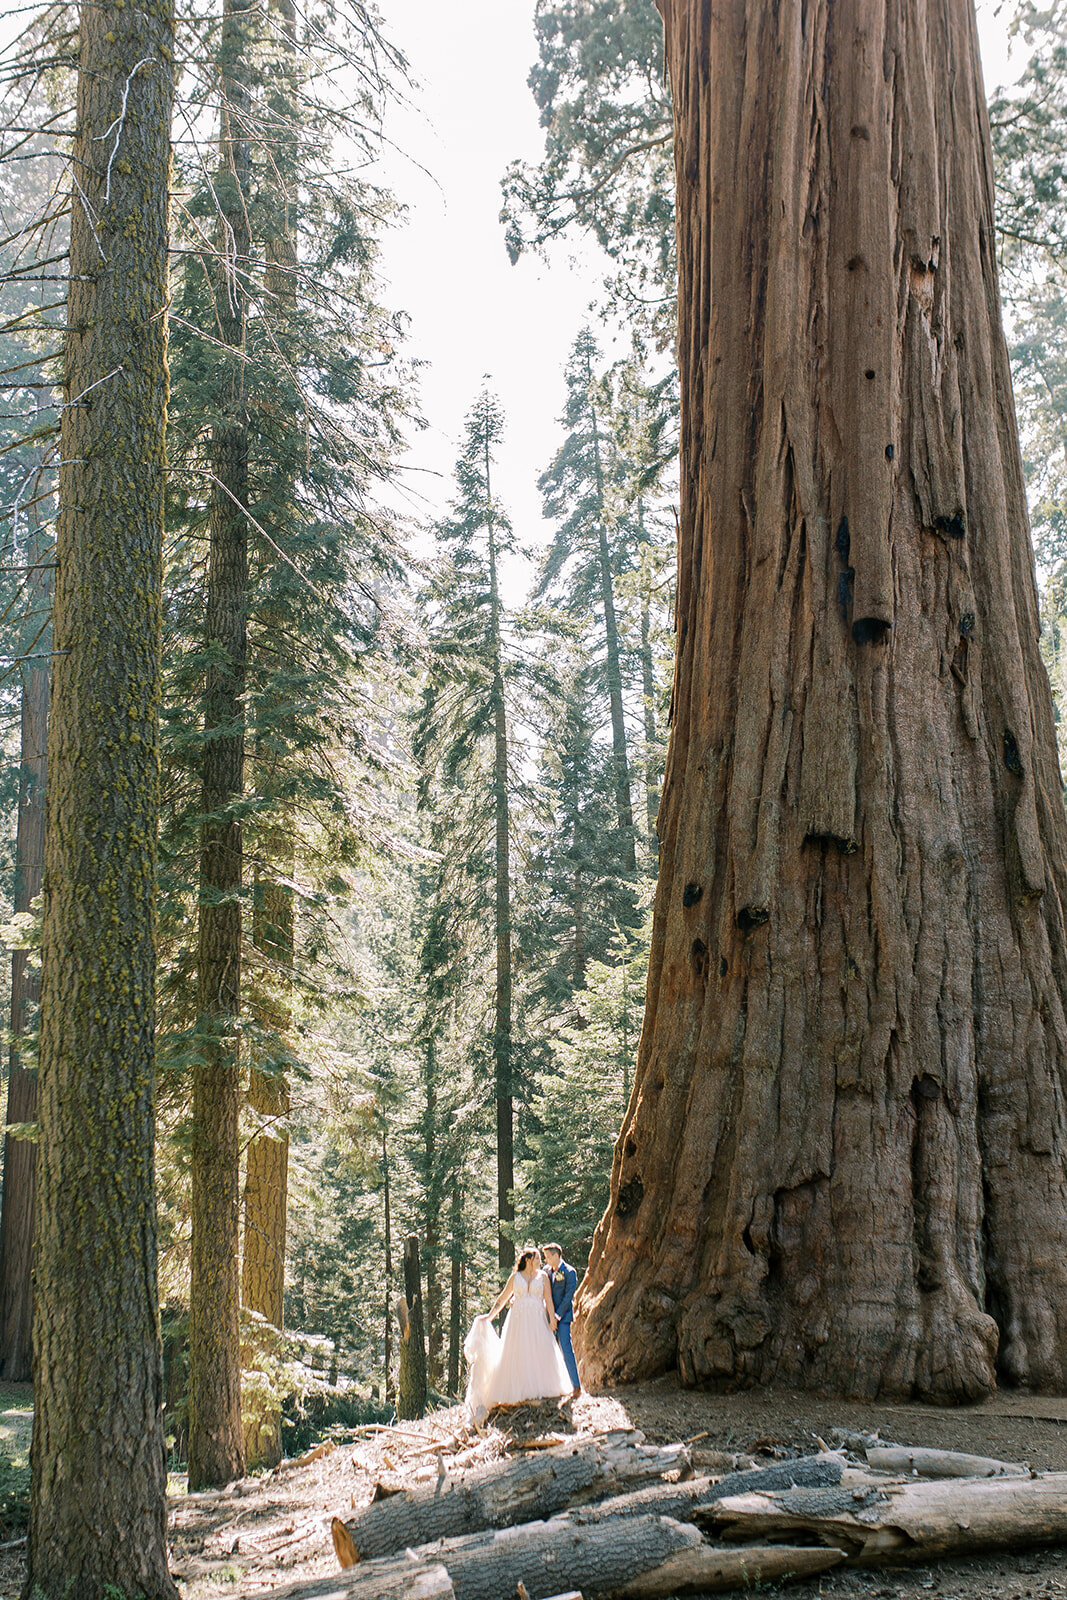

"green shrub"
[281, 1382, 393, 1457]
[0, 1448, 30, 1540]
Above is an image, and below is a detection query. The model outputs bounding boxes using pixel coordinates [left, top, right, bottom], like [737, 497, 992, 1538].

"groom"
[543, 1243, 580, 1399]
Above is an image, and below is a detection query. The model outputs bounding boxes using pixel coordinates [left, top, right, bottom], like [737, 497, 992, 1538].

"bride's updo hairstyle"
[515, 1244, 540, 1272]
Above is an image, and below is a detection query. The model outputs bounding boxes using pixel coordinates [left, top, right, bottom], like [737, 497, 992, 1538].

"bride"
[464, 1245, 572, 1413]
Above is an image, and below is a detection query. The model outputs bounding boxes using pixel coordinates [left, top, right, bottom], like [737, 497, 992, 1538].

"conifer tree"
[538, 328, 638, 875]
[522, 647, 636, 1010]
[519, 921, 647, 1262]
[501, 0, 674, 342]
[185, 0, 255, 1491]
[580, 0, 1067, 1403]
[160, 0, 409, 1479]
[415, 390, 522, 1274]
[27, 0, 178, 1588]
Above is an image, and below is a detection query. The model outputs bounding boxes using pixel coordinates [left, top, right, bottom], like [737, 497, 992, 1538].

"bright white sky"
[372, 0, 1020, 557]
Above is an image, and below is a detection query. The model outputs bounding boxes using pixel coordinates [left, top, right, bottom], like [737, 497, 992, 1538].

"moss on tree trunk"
[27, 0, 177, 1591]
[577, 0, 1067, 1403]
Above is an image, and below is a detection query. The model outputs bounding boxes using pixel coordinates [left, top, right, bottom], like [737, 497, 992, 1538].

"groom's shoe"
[570, 1387, 581, 1400]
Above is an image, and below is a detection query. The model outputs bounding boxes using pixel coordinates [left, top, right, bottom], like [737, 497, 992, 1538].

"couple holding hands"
[464, 1242, 581, 1414]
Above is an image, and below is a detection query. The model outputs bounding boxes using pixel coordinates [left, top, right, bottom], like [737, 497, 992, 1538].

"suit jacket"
[548, 1261, 577, 1324]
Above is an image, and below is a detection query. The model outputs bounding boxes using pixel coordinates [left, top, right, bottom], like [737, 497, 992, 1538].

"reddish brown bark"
[577, 0, 1067, 1402]
[0, 609, 48, 1381]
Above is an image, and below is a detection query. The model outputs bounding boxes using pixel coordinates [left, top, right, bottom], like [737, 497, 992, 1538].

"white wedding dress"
[464, 1268, 572, 1413]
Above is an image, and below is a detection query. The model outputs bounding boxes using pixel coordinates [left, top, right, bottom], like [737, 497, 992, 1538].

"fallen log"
[335, 1440, 692, 1562]
[697, 1468, 1067, 1564]
[559, 1450, 845, 1529]
[253, 1561, 455, 1600]
[610, 1542, 848, 1598]
[275, 1513, 707, 1600]
[864, 1446, 1027, 1479]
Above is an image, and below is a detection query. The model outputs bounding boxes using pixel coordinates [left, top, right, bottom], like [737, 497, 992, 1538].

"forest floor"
[2, 1376, 1067, 1597]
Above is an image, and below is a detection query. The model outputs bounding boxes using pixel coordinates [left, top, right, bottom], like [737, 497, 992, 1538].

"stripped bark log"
[697, 1469, 1067, 1563]
[864, 1446, 1027, 1479]
[335, 1441, 692, 1562]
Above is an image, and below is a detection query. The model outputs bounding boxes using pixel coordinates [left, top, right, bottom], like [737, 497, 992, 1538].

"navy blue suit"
[548, 1259, 580, 1390]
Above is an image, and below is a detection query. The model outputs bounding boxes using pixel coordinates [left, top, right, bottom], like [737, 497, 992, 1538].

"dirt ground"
[3, 1377, 1067, 1598]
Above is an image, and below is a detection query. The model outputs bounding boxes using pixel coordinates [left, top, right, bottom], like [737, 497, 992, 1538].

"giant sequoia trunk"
[577, 0, 1067, 1402]
[28, 0, 177, 1592]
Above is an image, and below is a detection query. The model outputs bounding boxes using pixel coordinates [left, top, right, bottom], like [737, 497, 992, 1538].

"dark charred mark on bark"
[835, 517, 850, 559]
[846, 254, 867, 272]
[959, 612, 975, 638]
[1003, 730, 1024, 778]
[683, 881, 703, 906]
[835, 518, 855, 619]
[624, 1137, 637, 1158]
[850, 123, 870, 139]
[852, 617, 891, 645]
[865, 368, 876, 380]
[741, 1224, 756, 1255]
[691, 938, 710, 980]
[885, 443, 894, 460]
[615, 1175, 644, 1220]
[935, 510, 966, 540]
[805, 831, 859, 855]
[839, 567, 856, 614]
[737, 906, 769, 935]
[719, 955, 728, 978]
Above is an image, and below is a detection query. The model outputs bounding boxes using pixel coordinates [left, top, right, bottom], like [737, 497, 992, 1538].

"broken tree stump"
[697, 1469, 1067, 1564]
[334, 1439, 692, 1562]
[397, 1233, 427, 1420]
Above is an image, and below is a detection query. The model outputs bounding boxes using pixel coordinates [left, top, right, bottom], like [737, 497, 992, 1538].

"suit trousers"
[555, 1320, 579, 1389]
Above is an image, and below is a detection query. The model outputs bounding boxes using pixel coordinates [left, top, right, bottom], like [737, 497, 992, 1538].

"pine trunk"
[27, 0, 177, 1591]
[638, 511, 659, 850]
[242, 867, 292, 1467]
[242, 868, 292, 1323]
[240, 0, 297, 1403]
[0, 555, 49, 1382]
[447, 1180, 463, 1396]
[577, 0, 1067, 1401]
[424, 1041, 443, 1389]
[589, 390, 636, 874]
[486, 456, 514, 1275]
[384, 1129, 393, 1396]
[188, 0, 252, 1489]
